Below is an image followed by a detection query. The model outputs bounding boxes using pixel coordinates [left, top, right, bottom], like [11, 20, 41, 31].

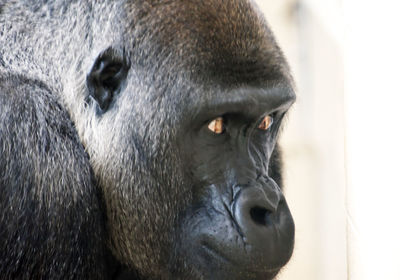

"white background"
[255, 0, 400, 279]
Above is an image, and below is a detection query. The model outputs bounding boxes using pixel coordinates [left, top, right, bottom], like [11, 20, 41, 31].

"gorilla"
[0, 1, 296, 279]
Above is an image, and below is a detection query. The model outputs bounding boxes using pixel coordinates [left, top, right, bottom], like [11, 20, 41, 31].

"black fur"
[0, 74, 110, 279]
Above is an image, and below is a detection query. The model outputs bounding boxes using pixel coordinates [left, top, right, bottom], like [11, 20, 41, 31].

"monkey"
[0, 1, 296, 279]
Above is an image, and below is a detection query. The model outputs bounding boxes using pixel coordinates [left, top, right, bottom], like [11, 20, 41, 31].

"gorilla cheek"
[98, 137, 189, 277]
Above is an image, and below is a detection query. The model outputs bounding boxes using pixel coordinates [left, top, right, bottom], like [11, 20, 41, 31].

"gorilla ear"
[87, 47, 130, 113]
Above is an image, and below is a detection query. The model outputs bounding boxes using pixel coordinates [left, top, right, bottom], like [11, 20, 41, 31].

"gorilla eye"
[208, 117, 225, 134]
[258, 115, 273, 131]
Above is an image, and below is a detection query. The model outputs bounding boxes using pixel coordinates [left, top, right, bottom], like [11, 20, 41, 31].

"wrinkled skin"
[0, 1, 295, 279]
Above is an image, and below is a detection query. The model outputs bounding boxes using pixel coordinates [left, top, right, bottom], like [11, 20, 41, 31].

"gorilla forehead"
[123, 0, 292, 87]
[115, 0, 295, 135]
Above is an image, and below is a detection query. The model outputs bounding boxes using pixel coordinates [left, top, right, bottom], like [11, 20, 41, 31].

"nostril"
[250, 206, 272, 226]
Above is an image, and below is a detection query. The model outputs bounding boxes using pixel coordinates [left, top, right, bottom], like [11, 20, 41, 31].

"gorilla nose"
[233, 181, 281, 226]
[229, 182, 294, 271]
[232, 180, 282, 242]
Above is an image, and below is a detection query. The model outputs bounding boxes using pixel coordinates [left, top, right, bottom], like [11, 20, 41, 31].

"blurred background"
[254, 0, 400, 279]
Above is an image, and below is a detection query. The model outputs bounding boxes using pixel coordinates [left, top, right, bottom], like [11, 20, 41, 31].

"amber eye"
[258, 115, 273, 131]
[208, 117, 225, 134]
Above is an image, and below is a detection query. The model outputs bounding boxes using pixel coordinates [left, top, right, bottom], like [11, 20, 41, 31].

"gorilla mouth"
[199, 236, 283, 272]
[200, 241, 233, 264]
[197, 240, 281, 280]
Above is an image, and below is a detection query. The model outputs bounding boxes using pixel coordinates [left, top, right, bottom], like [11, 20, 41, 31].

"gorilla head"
[0, 0, 295, 279]
[81, 1, 295, 278]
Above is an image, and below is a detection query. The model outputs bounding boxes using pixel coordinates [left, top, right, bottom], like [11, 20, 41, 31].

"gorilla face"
[174, 92, 295, 279]
[84, 0, 295, 279]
